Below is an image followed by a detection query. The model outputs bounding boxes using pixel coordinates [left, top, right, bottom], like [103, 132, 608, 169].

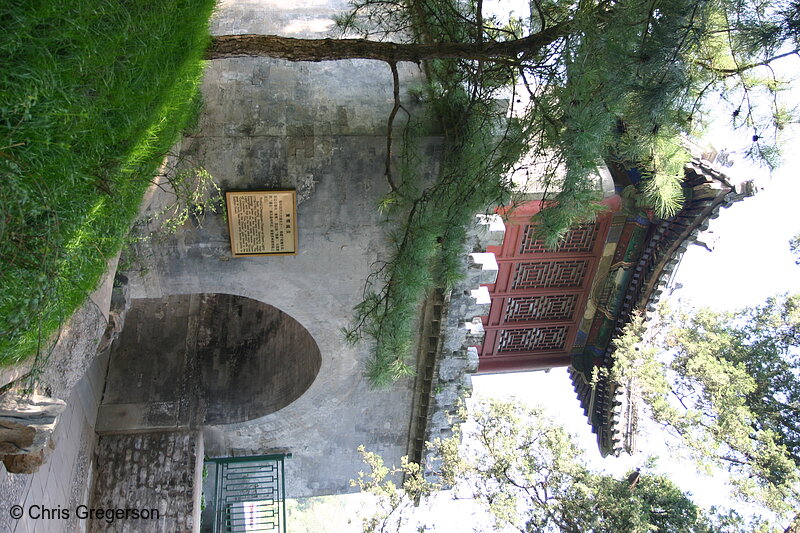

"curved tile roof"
[571, 157, 756, 456]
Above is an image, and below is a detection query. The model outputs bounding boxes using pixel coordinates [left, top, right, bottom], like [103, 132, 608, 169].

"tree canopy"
[354, 398, 780, 532]
[211, 0, 800, 385]
[209, 0, 800, 219]
[790, 232, 800, 264]
[611, 294, 800, 518]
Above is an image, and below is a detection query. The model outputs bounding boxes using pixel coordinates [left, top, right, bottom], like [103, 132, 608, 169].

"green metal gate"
[205, 454, 290, 533]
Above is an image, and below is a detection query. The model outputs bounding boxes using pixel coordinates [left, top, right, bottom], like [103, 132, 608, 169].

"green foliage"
[137, 165, 226, 240]
[345, 101, 522, 385]
[612, 296, 800, 516]
[436, 399, 588, 531]
[358, 399, 778, 532]
[342, 2, 533, 386]
[790, 231, 800, 264]
[286, 495, 367, 533]
[339, 0, 799, 385]
[0, 0, 216, 364]
[436, 399, 738, 532]
[350, 445, 439, 533]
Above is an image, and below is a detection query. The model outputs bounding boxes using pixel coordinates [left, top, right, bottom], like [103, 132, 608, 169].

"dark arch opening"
[98, 293, 321, 431]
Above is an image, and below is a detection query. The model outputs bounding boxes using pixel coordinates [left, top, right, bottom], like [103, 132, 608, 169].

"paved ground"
[0, 351, 108, 533]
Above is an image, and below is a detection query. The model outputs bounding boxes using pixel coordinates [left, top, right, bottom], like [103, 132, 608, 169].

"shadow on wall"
[97, 293, 322, 433]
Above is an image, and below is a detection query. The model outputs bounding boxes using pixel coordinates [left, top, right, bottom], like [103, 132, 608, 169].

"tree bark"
[206, 22, 570, 62]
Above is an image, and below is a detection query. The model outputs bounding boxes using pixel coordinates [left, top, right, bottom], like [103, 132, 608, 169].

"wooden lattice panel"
[478, 203, 617, 372]
[497, 326, 569, 353]
[512, 260, 589, 289]
[519, 223, 599, 254]
[503, 294, 579, 322]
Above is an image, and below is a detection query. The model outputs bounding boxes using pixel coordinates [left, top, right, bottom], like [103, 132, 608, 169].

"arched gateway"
[97, 293, 321, 432]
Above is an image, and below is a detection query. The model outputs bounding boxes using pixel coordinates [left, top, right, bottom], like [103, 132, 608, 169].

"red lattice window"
[503, 294, 579, 322]
[519, 223, 599, 254]
[479, 202, 617, 373]
[512, 260, 588, 289]
[497, 326, 569, 353]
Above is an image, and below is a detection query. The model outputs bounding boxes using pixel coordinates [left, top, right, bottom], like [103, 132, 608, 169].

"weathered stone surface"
[28, 256, 127, 400]
[421, 217, 500, 483]
[1, 413, 58, 474]
[36, 298, 107, 400]
[0, 277, 111, 396]
[98, 293, 322, 433]
[96, 273, 131, 354]
[1, 439, 54, 474]
[89, 431, 201, 532]
[0, 362, 32, 392]
[0, 421, 34, 455]
[0, 393, 65, 457]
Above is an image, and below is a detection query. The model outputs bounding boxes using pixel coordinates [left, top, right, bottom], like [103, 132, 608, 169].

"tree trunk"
[206, 23, 570, 62]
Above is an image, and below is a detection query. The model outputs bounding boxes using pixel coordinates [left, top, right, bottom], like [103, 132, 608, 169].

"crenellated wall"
[420, 215, 506, 483]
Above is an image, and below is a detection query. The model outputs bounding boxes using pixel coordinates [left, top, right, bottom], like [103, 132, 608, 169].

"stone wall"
[89, 431, 202, 533]
[119, 0, 433, 498]
[422, 216, 505, 482]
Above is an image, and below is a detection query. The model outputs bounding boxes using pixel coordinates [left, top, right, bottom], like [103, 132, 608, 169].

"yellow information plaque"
[225, 190, 298, 256]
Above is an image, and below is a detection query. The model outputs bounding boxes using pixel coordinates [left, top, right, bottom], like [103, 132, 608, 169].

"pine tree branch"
[695, 48, 800, 76]
[384, 61, 405, 194]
